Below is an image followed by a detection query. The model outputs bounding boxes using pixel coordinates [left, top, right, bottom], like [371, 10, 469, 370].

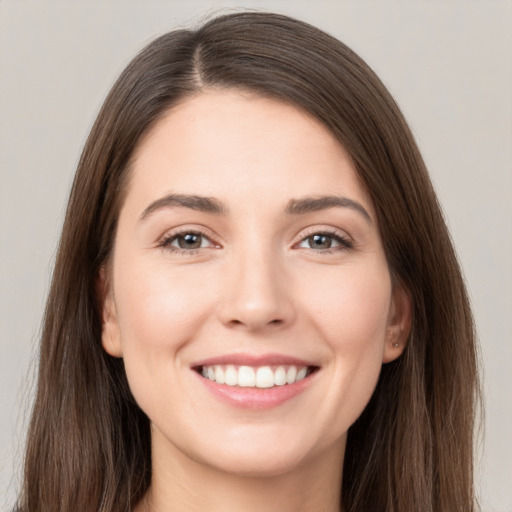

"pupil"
[178, 233, 201, 249]
[310, 234, 331, 249]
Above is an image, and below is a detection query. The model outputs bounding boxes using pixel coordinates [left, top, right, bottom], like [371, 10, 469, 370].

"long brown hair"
[17, 12, 479, 512]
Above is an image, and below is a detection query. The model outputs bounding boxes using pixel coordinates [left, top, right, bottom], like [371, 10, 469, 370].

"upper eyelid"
[159, 225, 220, 243]
[294, 225, 352, 242]
[295, 232, 352, 249]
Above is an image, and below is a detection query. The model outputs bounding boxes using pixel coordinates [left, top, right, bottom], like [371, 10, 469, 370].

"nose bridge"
[218, 237, 294, 331]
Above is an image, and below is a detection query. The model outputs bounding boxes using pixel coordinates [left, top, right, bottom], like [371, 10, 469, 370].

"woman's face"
[101, 89, 410, 477]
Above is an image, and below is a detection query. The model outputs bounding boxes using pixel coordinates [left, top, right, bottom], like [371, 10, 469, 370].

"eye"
[173, 232, 208, 250]
[159, 230, 218, 253]
[297, 231, 352, 252]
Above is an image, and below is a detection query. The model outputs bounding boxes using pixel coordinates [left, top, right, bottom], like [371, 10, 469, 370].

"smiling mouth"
[194, 364, 319, 389]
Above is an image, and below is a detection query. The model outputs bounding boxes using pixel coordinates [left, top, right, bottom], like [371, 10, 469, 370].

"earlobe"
[382, 283, 412, 364]
[96, 267, 123, 358]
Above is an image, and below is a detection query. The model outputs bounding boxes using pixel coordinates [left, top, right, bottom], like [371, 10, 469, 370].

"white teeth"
[296, 367, 308, 381]
[274, 366, 287, 386]
[225, 365, 238, 386]
[286, 365, 297, 384]
[238, 366, 256, 387]
[200, 364, 312, 388]
[214, 365, 225, 384]
[256, 366, 274, 388]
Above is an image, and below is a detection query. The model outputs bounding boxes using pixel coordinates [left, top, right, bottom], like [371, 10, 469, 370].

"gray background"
[1, 1, 511, 510]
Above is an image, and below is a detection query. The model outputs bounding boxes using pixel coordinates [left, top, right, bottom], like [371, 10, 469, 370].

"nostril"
[227, 317, 284, 328]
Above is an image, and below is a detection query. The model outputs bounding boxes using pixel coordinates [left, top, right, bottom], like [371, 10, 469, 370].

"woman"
[16, 11, 479, 512]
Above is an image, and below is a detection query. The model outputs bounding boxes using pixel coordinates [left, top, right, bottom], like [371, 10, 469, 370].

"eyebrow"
[139, 193, 371, 224]
[285, 196, 372, 224]
[139, 193, 227, 220]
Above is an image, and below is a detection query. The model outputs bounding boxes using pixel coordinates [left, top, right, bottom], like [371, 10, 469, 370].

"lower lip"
[194, 371, 316, 410]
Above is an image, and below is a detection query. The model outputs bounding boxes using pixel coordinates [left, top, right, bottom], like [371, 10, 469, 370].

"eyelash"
[158, 229, 219, 255]
[158, 228, 353, 256]
[295, 229, 353, 254]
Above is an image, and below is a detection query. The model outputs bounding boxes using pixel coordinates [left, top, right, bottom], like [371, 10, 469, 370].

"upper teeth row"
[201, 365, 309, 388]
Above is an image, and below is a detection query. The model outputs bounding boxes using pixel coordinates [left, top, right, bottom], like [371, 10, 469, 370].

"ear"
[382, 282, 412, 363]
[96, 266, 123, 358]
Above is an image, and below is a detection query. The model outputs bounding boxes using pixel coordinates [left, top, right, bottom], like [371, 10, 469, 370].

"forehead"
[124, 89, 374, 215]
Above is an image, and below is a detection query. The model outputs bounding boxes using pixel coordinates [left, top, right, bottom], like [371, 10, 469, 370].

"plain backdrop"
[1, 1, 511, 510]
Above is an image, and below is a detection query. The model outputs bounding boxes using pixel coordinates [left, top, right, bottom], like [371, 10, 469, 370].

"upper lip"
[191, 352, 318, 368]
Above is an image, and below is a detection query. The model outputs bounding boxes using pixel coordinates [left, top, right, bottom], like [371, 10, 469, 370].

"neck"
[136, 430, 346, 512]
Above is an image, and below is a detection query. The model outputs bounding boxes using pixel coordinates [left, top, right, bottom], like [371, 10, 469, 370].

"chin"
[201, 446, 309, 478]
[185, 424, 341, 479]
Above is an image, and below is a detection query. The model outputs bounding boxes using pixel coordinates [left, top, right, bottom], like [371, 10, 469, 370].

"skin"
[100, 89, 411, 512]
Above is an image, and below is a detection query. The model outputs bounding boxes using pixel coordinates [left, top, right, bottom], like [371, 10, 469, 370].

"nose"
[217, 247, 296, 332]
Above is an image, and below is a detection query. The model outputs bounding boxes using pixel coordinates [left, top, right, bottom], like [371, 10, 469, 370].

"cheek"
[112, 259, 218, 383]
[298, 264, 392, 437]
[304, 264, 392, 351]
[111, 259, 221, 418]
